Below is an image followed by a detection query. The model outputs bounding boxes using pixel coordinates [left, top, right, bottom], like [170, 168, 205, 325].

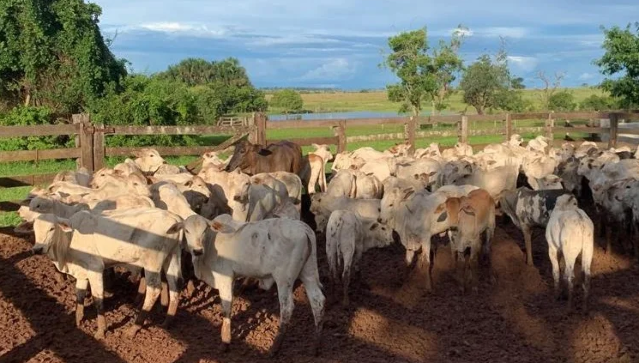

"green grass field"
[267, 87, 607, 114]
[0, 88, 604, 227]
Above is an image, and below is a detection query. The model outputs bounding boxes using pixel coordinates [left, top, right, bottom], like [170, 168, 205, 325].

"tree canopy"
[0, 0, 127, 114]
[270, 89, 304, 113]
[459, 52, 511, 114]
[595, 23, 639, 108]
[382, 27, 464, 116]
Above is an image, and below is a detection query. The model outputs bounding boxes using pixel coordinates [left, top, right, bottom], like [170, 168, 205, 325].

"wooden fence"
[2, 110, 639, 191]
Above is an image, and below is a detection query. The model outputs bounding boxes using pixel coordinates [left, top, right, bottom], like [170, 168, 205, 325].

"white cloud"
[452, 27, 474, 37]
[477, 27, 529, 38]
[507, 56, 539, 72]
[247, 35, 341, 47]
[298, 58, 358, 81]
[578, 72, 595, 80]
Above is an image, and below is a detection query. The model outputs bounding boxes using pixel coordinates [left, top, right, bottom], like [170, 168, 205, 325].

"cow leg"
[605, 219, 613, 253]
[87, 272, 106, 339]
[127, 272, 161, 338]
[522, 225, 534, 266]
[548, 245, 561, 301]
[403, 249, 416, 280]
[134, 275, 146, 307]
[75, 279, 89, 327]
[341, 250, 353, 307]
[564, 254, 576, 311]
[300, 274, 325, 356]
[163, 250, 182, 328]
[216, 275, 234, 352]
[160, 281, 169, 307]
[420, 238, 434, 291]
[270, 282, 294, 357]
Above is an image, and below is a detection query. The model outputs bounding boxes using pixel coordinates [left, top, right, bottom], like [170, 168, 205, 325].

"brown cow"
[225, 140, 303, 176]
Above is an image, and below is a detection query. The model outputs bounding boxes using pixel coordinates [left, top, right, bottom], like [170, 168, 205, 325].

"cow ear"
[166, 222, 183, 234]
[209, 221, 235, 234]
[428, 171, 437, 177]
[14, 221, 34, 235]
[19, 198, 32, 207]
[402, 188, 414, 200]
[311, 143, 319, 149]
[57, 219, 72, 232]
[369, 223, 379, 230]
[233, 167, 242, 175]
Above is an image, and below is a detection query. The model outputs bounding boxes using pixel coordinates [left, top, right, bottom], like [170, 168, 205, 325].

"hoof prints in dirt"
[1, 225, 638, 363]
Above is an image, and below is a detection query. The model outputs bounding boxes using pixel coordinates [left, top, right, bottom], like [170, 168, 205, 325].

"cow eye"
[150, 155, 154, 157]
[49, 227, 54, 232]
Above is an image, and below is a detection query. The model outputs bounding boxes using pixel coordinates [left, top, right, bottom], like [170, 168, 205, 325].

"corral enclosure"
[1, 111, 639, 362]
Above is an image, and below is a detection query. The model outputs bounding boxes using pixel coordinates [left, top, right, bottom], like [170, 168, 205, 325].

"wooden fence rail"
[2, 110, 639, 190]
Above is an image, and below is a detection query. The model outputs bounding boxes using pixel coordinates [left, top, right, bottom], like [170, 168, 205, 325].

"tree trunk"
[475, 105, 484, 115]
[24, 92, 31, 107]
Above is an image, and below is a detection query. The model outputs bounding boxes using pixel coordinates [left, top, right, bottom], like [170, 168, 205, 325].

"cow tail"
[319, 157, 327, 192]
[303, 225, 323, 290]
[350, 174, 358, 198]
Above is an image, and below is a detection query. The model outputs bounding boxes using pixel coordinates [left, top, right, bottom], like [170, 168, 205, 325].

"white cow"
[326, 210, 394, 306]
[545, 194, 594, 311]
[310, 193, 381, 232]
[32, 209, 183, 339]
[326, 170, 357, 198]
[178, 214, 325, 356]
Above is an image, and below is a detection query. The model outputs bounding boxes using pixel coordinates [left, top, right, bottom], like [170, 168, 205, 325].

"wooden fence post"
[72, 113, 90, 169]
[406, 116, 416, 152]
[608, 113, 619, 149]
[334, 120, 347, 153]
[505, 113, 512, 141]
[249, 112, 267, 146]
[546, 112, 554, 141]
[459, 116, 469, 144]
[79, 122, 94, 171]
[93, 123, 105, 171]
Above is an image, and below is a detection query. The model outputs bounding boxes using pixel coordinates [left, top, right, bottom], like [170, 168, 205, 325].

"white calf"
[326, 210, 394, 306]
[545, 194, 594, 311]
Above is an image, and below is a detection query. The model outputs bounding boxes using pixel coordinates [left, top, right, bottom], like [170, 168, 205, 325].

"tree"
[580, 94, 618, 111]
[270, 89, 304, 113]
[0, 0, 127, 113]
[159, 57, 251, 88]
[595, 23, 639, 108]
[382, 27, 464, 117]
[536, 71, 565, 110]
[511, 77, 526, 89]
[459, 50, 511, 115]
[548, 91, 576, 111]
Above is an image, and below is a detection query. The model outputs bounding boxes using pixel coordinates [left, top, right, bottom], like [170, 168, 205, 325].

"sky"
[98, 0, 639, 90]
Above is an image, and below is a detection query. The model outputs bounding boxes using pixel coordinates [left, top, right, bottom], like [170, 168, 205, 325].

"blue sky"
[98, 0, 639, 90]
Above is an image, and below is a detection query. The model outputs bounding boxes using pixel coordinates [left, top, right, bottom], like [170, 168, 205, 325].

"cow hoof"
[161, 317, 174, 329]
[220, 343, 230, 353]
[125, 326, 141, 339]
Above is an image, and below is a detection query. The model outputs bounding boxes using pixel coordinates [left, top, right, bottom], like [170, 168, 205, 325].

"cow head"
[178, 214, 210, 256]
[379, 187, 414, 224]
[554, 194, 579, 211]
[364, 221, 395, 248]
[225, 140, 256, 172]
[133, 148, 166, 173]
[32, 214, 72, 256]
[227, 168, 251, 203]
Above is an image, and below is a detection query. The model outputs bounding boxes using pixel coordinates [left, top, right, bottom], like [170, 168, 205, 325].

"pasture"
[266, 88, 607, 114]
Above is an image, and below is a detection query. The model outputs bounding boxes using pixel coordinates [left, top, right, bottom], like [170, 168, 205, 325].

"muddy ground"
[1, 216, 638, 363]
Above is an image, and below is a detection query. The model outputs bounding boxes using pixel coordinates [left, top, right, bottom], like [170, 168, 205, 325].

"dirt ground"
[1, 216, 638, 363]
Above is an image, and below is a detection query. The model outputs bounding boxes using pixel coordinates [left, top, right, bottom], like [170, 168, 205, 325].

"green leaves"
[270, 89, 304, 113]
[383, 27, 463, 116]
[459, 54, 512, 114]
[595, 23, 639, 108]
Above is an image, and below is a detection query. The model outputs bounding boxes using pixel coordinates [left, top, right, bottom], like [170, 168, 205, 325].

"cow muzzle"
[31, 246, 44, 255]
[192, 248, 203, 256]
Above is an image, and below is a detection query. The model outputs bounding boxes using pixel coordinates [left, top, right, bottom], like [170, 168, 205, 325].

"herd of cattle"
[11, 134, 639, 356]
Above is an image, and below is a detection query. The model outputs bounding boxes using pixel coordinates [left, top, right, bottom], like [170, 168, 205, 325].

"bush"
[549, 91, 576, 111]
[0, 107, 73, 151]
[270, 89, 304, 113]
[580, 94, 619, 111]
